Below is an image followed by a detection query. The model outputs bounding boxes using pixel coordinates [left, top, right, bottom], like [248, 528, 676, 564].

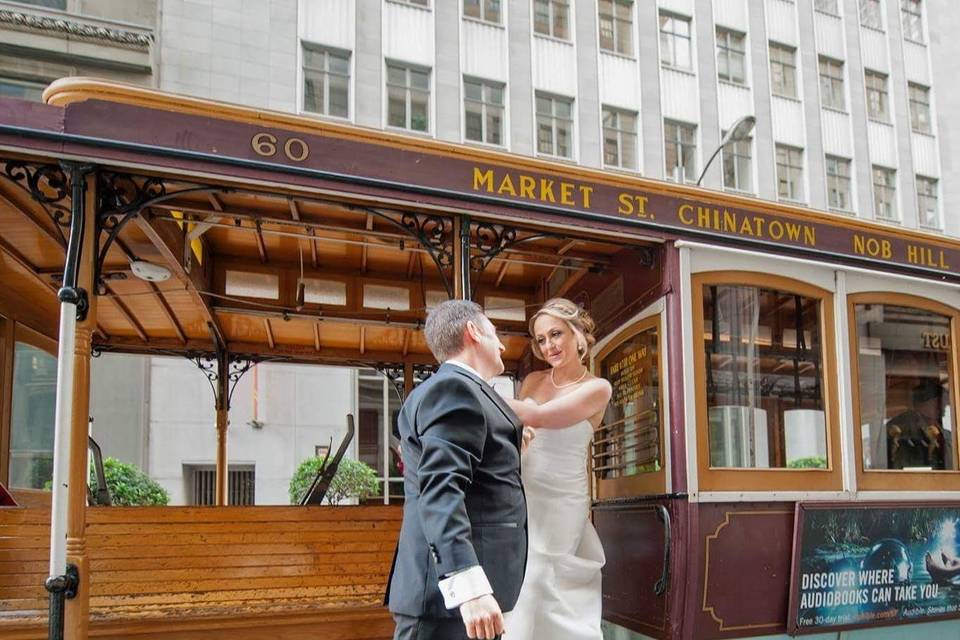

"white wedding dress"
[504, 419, 605, 639]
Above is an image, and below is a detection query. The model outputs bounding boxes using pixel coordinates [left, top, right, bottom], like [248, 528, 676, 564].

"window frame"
[769, 42, 798, 99]
[598, 0, 634, 56]
[900, 0, 924, 43]
[301, 44, 351, 120]
[664, 119, 697, 183]
[847, 292, 960, 492]
[601, 105, 638, 171]
[385, 60, 432, 134]
[818, 56, 846, 111]
[592, 313, 666, 497]
[916, 175, 940, 229]
[692, 271, 842, 492]
[865, 70, 890, 123]
[716, 27, 747, 85]
[463, 76, 506, 147]
[721, 133, 752, 193]
[860, 0, 884, 30]
[872, 165, 898, 221]
[463, 0, 502, 24]
[908, 82, 932, 134]
[535, 92, 575, 159]
[533, 0, 571, 40]
[659, 11, 693, 71]
[825, 155, 853, 212]
[815, 0, 840, 16]
[776, 144, 805, 202]
[8, 324, 58, 492]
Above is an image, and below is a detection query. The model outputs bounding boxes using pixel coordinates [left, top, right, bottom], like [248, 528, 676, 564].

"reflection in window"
[9, 343, 57, 489]
[596, 323, 660, 478]
[703, 285, 827, 469]
[358, 374, 405, 504]
[856, 304, 954, 471]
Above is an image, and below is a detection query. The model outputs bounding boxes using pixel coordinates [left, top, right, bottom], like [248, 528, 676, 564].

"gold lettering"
[753, 217, 765, 237]
[785, 222, 801, 242]
[907, 244, 919, 264]
[634, 195, 648, 217]
[497, 173, 517, 196]
[560, 182, 575, 205]
[474, 167, 495, 192]
[519, 175, 536, 199]
[698, 207, 712, 229]
[579, 185, 594, 208]
[540, 179, 556, 202]
[768, 220, 784, 241]
[618, 193, 634, 216]
[803, 227, 816, 247]
[854, 235, 866, 255]
[679, 203, 694, 225]
[723, 210, 736, 233]
[739, 217, 755, 236]
[940, 250, 950, 270]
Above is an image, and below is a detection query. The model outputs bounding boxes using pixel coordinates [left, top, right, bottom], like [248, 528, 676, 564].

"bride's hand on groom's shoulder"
[459, 594, 504, 639]
[521, 426, 536, 454]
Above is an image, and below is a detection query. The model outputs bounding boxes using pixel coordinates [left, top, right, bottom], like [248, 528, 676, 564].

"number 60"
[251, 132, 310, 162]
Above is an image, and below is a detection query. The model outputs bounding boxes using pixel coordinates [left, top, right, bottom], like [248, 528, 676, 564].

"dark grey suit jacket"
[385, 362, 527, 618]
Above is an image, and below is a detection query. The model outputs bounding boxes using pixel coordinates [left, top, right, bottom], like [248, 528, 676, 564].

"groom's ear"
[464, 320, 481, 345]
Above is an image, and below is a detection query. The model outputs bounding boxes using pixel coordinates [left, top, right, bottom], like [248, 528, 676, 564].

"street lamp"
[696, 115, 756, 186]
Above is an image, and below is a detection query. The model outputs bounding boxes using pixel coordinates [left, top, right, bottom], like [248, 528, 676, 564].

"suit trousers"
[393, 613, 480, 640]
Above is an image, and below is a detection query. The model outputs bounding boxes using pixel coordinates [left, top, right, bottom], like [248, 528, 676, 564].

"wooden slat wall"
[0, 506, 400, 639]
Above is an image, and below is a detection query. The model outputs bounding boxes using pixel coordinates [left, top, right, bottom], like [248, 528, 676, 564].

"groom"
[386, 300, 527, 640]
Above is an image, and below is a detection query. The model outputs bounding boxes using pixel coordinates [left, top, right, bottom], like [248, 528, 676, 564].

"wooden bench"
[0, 505, 401, 639]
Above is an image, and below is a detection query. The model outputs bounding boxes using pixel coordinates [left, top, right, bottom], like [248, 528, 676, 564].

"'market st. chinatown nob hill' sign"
[788, 502, 960, 634]
[17, 95, 960, 283]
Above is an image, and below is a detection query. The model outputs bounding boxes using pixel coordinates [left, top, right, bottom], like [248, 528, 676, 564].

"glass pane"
[9, 343, 57, 489]
[464, 0, 482, 19]
[703, 285, 827, 469]
[486, 0, 501, 23]
[556, 123, 570, 157]
[596, 323, 662, 478]
[487, 84, 503, 105]
[534, 0, 550, 34]
[604, 133, 619, 166]
[329, 53, 350, 75]
[302, 73, 323, 114]
[856, 304, 954, 471]
[536, 95, 551, 115]
[555, 98, 572, 119]
[358, 377, 385, 475]
[410, 69, 429, 91]
[387, 86, 407, 127]
[486, 106, 503, 144]
[464, 79, 482, 101]
[386, 65, 405, 86]
[537, 119, 554, 154]
[554, 1, 569, 38]
[617, 18, 633, 55]
[328, 74, 349, 117]
[410, 90, 429, 131]
[465, 102, 483, 141]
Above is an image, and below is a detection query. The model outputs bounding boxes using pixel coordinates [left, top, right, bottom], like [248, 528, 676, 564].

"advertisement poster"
[788, 502, 960, 634]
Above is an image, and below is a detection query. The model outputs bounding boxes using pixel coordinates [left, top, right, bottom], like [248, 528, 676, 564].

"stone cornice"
[0, 8, 153, 51]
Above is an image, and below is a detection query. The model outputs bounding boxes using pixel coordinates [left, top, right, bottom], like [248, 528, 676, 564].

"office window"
[534, 0, 570, 40]
[464, 77, 505, 145]
[0, 77, 45, 102]
[825, 156, 852, 211]
[659, 12, 692, 70]
[664, 120, 697, 183]
[536, 93, 573, 158]
[872, 166, 897, 220]
[395, 0, 429, 6]
[860, 0, 883, 29]
[9, 342, 56, 489]
[908, 83, 932, 133]
[901, 0, 924, 42]
[464, 0, 501, 23]
[776, 144, 804, 201]
[769, 43, 798, 98]
[387, 62, 430, 132]
[917, 176, 939, 228]
[815, 0, 839, 15]
[302, 46, 350, 118]
[722, 134, 752, 192]
[717, 28, 747, 85]
[818, 57, 845, 110]
[602, 106, 638, 170]
[865, 71, 889, 122]
[599, 0, 633, 56]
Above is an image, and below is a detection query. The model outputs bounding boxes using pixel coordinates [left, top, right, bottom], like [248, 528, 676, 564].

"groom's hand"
[459, 594, 504, 639]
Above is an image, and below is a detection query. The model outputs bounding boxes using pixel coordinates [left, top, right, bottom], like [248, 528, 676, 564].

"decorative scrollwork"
[97, 172, 167, 224]
[400, 213, 454, 269]
[187, 352, 221, 402]
[470, 222, 518, 272]
[0, 161, 72, 236]
[185, 350, 286, 410]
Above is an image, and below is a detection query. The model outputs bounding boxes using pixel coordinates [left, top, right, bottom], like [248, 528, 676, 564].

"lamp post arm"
[696, 143, 725, 187]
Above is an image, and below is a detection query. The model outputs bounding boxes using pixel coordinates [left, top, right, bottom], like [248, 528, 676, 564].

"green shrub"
[288, 457, 379, 506]
[787, 456, 828, 469]
[91, 457, 169, 506]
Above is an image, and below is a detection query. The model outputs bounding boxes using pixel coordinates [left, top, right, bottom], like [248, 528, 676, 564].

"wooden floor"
[0, 505, 401, 639]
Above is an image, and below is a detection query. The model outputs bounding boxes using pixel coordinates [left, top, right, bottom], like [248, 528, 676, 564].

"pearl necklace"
[550, 366, 588, 389]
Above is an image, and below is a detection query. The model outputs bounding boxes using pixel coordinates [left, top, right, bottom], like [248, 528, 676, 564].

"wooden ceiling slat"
[103, 284, 149, 342]
[263, 318, 275, 349]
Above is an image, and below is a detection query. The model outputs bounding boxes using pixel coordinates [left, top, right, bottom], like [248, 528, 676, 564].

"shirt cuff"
[438, 565, 493, 609]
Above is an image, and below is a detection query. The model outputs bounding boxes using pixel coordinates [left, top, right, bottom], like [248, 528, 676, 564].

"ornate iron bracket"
[0, 160, 72, 244]
[469, 221, 555, 299]
[95, 171, 227, 290]
[186, 349, 285, 411]
[362, 208, 455, 298]
[352, 361, 438, 403]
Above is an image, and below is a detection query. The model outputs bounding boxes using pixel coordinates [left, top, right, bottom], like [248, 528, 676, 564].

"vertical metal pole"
[459, 215, 471, 300]
[47, 166, 89, 640]
[215, 348, 229, 506]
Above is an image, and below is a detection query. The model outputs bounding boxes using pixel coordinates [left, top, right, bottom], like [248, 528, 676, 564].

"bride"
[504, 298, 612, 640]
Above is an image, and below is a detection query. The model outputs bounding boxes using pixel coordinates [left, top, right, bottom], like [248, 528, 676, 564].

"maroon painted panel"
[0, 97, 64, 155]
[694, 503, 794, 639]
[0, 96, 952, 282]
[595, 504, 671, 638]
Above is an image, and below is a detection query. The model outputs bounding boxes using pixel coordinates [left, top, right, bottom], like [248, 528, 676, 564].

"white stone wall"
[159, 0, 297, 111]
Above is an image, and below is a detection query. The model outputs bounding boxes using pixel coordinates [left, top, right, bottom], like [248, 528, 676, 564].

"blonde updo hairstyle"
[528, 298, 597, 363]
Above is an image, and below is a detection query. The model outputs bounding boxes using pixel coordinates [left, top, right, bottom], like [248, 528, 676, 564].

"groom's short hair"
[424, 299, 486, 362]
